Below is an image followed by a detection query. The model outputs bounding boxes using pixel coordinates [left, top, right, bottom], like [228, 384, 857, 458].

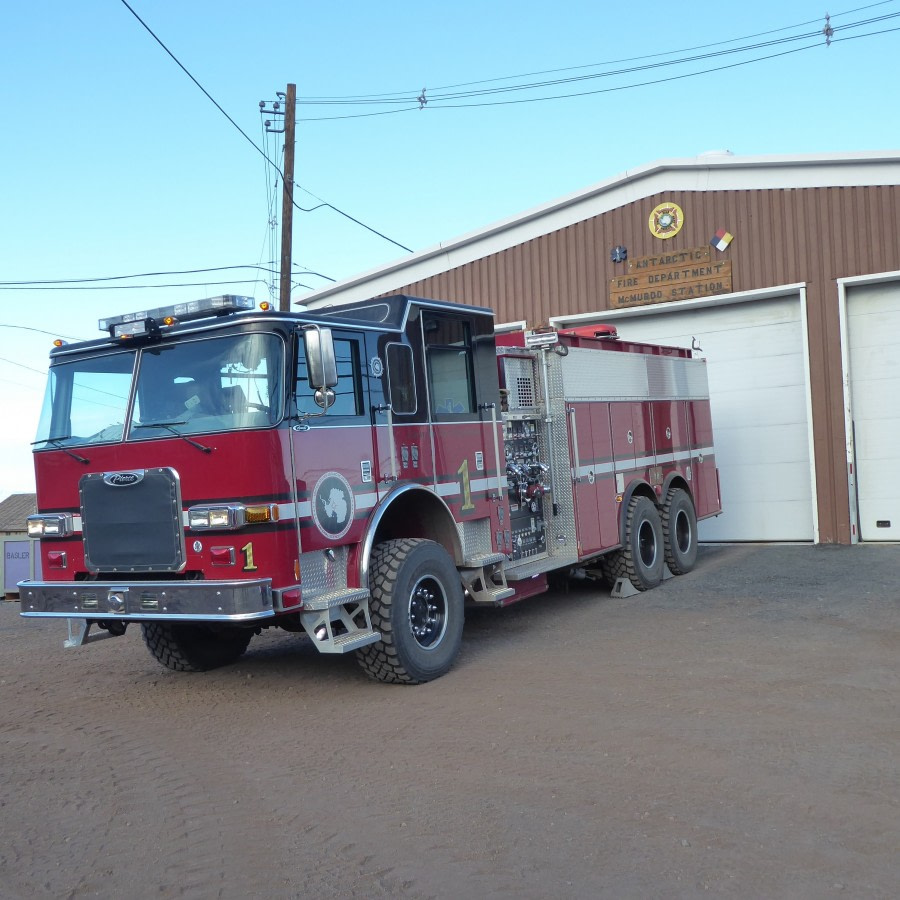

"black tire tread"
[661, 487, 698, 575]
[141, 622, 252, 672]
[356, 537, 463, 685]
[356, 538, 422, 684]
[600, 494, 663, 592]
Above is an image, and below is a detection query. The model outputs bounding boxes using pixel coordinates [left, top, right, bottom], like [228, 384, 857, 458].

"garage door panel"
[702, 325, 801, 361]
[708, 359, 806, 394]
[611, 296, 813, 542]
[709, 387, 807, 426]
[847, 281, 900, 542]
[850, 314, 900, 349]
[700, 500, 814, 542]
[714, 423, 810, 465]
[720, 461, 816, 502]
[851, 423, 899, 459]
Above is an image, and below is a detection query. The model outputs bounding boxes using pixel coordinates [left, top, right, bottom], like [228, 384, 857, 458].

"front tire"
[141, 622, 252, 672]
[661, 487, 698, 575]
[601, 494, 665, 592]
[356, 538, 464, 684]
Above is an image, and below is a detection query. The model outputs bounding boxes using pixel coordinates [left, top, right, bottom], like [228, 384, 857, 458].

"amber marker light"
[162, 316, 177, 326]
[52, 339, 66, 347]
[245, 504, 278, 524]
[259, 301, 272, 312]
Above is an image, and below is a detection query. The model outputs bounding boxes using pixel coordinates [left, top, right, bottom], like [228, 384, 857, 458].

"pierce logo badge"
[103, 471, 144, 487]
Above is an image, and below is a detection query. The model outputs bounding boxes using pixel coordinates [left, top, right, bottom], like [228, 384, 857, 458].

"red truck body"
[21, 295, 720, 682]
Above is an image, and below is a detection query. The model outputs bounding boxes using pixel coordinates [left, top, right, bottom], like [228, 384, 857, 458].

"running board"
[300, 587, 380, 654]
[460, 559, 515, 605]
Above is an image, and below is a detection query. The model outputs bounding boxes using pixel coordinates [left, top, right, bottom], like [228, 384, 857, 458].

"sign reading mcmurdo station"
[609, 246, 732, 309]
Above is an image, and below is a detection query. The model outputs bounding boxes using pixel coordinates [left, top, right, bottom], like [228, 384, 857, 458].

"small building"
[301, 151, 900, 546]
[1, 493, 38, 597]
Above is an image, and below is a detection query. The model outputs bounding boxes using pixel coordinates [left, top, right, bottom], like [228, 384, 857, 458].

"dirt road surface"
[2, 544, 898, 899]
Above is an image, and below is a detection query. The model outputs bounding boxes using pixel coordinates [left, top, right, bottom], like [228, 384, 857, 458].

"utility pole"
[279, 83, 297, 311]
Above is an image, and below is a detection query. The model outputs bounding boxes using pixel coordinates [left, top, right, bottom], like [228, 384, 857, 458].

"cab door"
[291, 329, 376, 555]
[366, 329, 432, 497]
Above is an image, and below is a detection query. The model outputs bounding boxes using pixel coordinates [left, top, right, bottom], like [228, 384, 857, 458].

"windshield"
[35, 333, 284, 448]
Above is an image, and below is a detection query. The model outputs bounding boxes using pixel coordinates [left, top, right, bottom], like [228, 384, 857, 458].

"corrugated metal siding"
[387, 185, 900, 544]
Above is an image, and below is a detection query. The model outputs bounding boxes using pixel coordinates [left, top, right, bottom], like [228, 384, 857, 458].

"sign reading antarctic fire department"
[609, 246, 732, 309]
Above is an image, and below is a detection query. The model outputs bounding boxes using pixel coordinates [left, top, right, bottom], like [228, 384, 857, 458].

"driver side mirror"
[304, 326, 338, 390]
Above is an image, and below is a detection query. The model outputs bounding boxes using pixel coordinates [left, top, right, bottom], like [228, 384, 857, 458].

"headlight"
[26, 514, 73, 538]
[188, 505, 245, 531]
[187, 503, 278, 531]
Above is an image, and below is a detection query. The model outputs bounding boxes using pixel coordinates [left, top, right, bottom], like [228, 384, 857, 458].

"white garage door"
[845, 281, 900, 541]
[596, 296, 815, 542]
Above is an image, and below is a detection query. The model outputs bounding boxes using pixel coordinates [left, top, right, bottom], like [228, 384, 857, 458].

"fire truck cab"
[21, 294, 720, 683]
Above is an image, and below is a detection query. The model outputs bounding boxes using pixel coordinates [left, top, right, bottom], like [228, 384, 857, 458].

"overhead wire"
[295, 7, 900, 119]
[298, 0, 897, 101]
[116, 0, 412, 253]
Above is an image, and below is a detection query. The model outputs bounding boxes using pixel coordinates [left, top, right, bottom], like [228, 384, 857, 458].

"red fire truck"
[20, 294, 720, 683]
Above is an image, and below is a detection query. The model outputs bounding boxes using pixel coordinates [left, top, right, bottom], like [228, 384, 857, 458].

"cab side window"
[386, 343, 416, 415]
[423, 314, 475, 417]
[296, 335, 363, 417]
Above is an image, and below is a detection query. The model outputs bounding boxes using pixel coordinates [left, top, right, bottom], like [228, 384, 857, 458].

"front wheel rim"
[408, 576, 448, 650]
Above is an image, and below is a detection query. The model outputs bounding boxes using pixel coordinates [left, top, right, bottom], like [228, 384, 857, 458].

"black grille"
[80, 468, 185, 573]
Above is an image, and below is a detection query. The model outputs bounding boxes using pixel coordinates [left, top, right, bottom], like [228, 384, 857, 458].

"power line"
[0, 263, 336, 290]
[116, 0, 412, 254]
[0, 324, 82, 341]
[298, 1, 897, 101]
[0, 356, 48, 377]
[0, 264, 278, 287]
[296, 8, 899, 119]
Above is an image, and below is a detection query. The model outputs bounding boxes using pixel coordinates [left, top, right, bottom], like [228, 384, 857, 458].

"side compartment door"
[568, 401, 602, 557]
[569, 401, 620, 558]
[686, 397, 719, 518]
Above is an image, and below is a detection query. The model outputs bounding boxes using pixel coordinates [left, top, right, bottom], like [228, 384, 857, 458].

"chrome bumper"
[18, 578, 275, 622]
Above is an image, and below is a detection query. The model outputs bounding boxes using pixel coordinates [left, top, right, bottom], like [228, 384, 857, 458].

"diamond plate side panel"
[299, 546, 349, 599]
[540, 352, 578, 563]
[457, 517, 494, 559]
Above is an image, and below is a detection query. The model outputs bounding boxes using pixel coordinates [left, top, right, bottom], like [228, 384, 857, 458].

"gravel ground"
[1, 543, 898, 899]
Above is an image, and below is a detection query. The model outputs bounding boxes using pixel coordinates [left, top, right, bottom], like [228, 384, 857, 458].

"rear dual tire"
[661, 487, 698, 575]
[602, 495, 665, 591]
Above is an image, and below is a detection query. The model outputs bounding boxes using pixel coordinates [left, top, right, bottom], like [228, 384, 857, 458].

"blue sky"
[2, 0, 898, 498]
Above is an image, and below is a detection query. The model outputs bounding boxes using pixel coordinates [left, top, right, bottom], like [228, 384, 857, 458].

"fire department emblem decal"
[312, 471, 355, 540]
[370, 356, 384, 378]
[648, 201, 684, 240]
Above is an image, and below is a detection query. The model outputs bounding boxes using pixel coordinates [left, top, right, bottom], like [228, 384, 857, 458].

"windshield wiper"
[135, 421, 213, 454]
[31, 437, 90, 465]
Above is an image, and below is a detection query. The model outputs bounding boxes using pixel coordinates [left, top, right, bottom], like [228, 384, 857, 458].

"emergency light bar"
[98, 295, 256, 339]
[524, 329, 559, 348]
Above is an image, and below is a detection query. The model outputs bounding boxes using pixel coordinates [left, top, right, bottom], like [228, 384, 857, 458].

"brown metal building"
[303, 151, 900, 545]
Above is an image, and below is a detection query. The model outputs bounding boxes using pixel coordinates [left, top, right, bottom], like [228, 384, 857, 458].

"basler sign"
[609, 246, 732, 308]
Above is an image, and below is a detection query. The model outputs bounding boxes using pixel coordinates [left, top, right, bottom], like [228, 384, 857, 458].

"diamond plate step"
[330, 629, 381, 653]
[301, 587, 369, 611]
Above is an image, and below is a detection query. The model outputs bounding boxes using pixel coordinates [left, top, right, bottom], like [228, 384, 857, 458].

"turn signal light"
[187, 503, 279, 530]
[245, 504, 278, 524]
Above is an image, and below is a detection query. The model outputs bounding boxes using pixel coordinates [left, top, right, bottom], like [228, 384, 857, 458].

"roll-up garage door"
[590, 295, 814, 542]
[845, 280, 900, 541]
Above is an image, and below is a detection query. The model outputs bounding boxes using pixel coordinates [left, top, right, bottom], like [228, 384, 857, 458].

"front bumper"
[18, 578, 275, 622]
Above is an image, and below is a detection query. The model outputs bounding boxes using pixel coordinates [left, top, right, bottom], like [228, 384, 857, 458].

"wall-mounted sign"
[609, 246, 732, 309]
[648, 202, 684, 240]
